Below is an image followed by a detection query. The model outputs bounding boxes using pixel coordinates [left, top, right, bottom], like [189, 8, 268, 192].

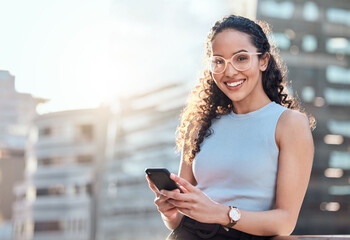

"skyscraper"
[257, 0, 350, 234]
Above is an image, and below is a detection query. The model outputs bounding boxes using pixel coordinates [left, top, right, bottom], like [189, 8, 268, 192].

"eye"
[212, 58, 224, 64]
[236, 54, 248, 62]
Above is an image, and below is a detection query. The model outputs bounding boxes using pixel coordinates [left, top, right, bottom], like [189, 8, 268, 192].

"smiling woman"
[146, 14, 316, 240]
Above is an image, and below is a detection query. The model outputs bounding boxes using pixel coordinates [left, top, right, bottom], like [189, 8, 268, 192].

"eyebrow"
[213, 49, 248, 57]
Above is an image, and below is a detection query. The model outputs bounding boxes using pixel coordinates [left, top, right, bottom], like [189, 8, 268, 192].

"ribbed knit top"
[193, 102, 288, 211]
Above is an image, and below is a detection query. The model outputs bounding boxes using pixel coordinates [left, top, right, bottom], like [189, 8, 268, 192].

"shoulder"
[276, 109, 313, 147]
[279, 109, 310, 129]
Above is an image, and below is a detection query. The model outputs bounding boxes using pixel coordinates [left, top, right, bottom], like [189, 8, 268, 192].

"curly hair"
[176, 15, 315, 164]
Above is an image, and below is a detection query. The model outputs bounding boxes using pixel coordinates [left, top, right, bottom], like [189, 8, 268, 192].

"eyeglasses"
[209, 52, 262, 74]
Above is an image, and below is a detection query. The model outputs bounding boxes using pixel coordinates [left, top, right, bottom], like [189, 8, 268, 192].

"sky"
[0, 0, 115, 112]
[0, 0, 251, 113]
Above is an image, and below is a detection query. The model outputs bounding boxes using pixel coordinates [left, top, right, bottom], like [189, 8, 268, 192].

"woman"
[146, 15, 315, 239]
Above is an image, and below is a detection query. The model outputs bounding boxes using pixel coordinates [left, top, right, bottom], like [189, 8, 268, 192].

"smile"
[226, 79, 246, 87]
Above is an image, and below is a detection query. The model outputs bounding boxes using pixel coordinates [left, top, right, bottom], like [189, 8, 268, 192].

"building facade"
[257, 0, 350, 234]
[0, 70, 42, 239]
[12, 107, 111, 240]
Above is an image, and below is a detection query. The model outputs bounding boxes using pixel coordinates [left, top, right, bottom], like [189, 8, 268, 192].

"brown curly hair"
[176, 15, 315, 164]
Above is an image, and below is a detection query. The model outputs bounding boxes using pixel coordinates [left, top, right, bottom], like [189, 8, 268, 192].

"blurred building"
[257, 0, 350, 234]
[0, 70, 43, 239]
[12, 107, 110, 240]
[97, 82, 190, 240]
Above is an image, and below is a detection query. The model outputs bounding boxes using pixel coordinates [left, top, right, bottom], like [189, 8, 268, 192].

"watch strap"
[223, 206, 239, 231]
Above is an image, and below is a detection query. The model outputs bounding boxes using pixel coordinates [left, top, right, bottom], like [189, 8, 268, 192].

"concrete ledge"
[273, 236, 350, 240]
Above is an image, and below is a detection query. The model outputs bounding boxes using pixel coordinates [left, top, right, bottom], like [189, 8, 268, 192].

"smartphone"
[145, 168, 183, 193]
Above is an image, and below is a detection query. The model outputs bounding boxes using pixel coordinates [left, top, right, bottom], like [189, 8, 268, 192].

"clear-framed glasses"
[209, 52, 262, 74]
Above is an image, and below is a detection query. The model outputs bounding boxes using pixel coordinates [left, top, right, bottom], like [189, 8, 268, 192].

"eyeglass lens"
[210, 52, 253, 73]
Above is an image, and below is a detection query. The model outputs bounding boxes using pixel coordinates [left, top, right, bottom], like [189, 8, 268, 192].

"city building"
[257, 0, 350, 234]
[12, 107, 111, 240]
[0, 70, 43, 239]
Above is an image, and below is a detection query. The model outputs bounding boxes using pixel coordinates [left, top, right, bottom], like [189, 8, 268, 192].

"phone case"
[145, 168, 182, 192]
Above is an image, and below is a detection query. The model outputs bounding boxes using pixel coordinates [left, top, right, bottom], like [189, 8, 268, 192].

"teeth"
[227, 80, 244, 87]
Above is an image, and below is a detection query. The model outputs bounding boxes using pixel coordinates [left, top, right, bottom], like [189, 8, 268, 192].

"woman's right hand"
[146, 175, 180, 221]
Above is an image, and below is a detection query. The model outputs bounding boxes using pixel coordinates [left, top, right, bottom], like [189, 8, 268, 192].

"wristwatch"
[223, 206, 241, 231]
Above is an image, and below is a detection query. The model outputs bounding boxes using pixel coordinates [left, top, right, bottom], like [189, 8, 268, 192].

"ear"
[259, 53, 270, 71]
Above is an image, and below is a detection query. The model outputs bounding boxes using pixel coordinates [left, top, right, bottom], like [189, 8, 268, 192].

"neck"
[232, 95, 271, 114]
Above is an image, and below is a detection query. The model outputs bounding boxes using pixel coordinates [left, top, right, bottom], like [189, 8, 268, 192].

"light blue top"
[193, 102, 288, 211]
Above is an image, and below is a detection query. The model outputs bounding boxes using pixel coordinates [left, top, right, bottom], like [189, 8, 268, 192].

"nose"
[224, 61, 239, 77]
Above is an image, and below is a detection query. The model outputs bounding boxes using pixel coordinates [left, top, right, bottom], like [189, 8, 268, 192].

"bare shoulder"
[278, 109, 310, 130]
[276, 109, 313, 147]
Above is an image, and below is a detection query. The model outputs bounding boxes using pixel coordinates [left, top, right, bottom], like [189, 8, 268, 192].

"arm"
[162, 110, 314, 236]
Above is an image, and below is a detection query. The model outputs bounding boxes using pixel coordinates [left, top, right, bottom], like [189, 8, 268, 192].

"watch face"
[229, 208, 241, 222]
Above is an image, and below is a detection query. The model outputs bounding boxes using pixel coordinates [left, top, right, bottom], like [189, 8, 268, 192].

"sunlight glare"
[58, 20, 122, 110]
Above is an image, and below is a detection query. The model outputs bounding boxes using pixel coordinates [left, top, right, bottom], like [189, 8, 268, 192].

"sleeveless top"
[193, 102, 288, 211]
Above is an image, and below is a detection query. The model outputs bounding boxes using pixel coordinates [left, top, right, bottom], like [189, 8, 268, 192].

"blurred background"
[0, 0, 349, 239]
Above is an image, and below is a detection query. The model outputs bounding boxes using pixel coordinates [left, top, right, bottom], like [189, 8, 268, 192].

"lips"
[225, 79, 246, 88]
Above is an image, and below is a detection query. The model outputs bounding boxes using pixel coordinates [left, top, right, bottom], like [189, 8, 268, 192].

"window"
[86, 183, 93, 195]
[327, 8, 350, 26]
[326, 66, 350, 84]
[39, 127, 51, 137]
[320, 202, 340, 211]
[302, 35, 317, 52]
[326, 38, 350, 54]
[301, 86, 315, 102]
[329, 151, 350, 169]
[273, 33, 291, 49]
[34, 221, 62, 232]
[76, 155, 93, 164]
[36, 185, 65, 196]
[48, 185, 65, 195]
[260, 0, 294, 19]
[327, 120, 350, 138]
[324, 88, 350, 105]
[329, 186, 350, 196]
[38, 157, 62, 166]
[76, 124, 94, 141]
[303, 1, 319, 21]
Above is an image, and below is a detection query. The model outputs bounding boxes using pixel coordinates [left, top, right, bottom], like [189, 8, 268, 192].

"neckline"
[229, 102, 275, 119]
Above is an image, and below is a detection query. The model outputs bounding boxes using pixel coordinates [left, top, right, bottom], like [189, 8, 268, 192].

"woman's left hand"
[160, 173, 228, 225]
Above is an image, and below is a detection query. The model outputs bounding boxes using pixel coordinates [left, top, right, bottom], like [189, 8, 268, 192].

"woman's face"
[211, 29, 269, 106]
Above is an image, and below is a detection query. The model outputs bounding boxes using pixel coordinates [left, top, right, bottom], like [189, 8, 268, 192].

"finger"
[179, 185, 189, 193]
[146, 175, 160, 196]
[168, 199, 193, 209]
[160, 189, 193, 202]
[170, 173, 197, 192]
[158, 202, 177, 213]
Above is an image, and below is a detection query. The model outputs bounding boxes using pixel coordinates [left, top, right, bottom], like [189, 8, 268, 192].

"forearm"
[216, 205, 296, 236]
[162, 212, 184, 230]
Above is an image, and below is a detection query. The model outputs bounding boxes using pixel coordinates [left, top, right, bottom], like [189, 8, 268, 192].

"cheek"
[212, 73, 223, 84]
